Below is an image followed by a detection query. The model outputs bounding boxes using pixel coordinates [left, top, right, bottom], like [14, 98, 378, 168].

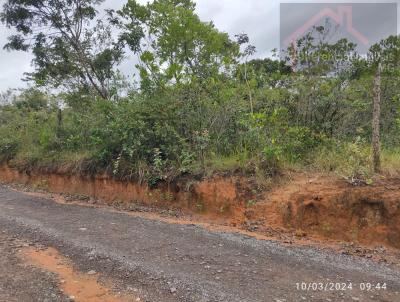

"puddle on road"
[21, 247, 135, 302]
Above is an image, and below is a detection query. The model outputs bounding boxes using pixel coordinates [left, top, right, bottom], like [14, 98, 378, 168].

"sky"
[0, 0, 399, 92]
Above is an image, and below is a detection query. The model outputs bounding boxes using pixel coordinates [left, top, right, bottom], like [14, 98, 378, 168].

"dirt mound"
[0, 164, 399, 249]
[248, 175, 400, 249]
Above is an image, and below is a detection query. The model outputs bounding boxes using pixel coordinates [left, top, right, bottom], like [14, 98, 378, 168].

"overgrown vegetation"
[0, 0, 399, 184]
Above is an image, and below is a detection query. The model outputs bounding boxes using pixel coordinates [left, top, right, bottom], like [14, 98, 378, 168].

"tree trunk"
[372, 63, 382, 173]
[56, 108, 63, 139]
[244, 61, 253, 115]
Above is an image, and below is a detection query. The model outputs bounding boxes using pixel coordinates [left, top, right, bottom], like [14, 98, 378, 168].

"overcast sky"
[0, 0, 399, 92]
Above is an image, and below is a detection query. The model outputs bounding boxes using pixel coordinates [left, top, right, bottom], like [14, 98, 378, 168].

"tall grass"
[382, 148, 400, 177]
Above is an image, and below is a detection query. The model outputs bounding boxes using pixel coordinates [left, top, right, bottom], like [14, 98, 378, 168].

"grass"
[182, 144, 400, 186]
[311, 143, 400, 180]
[188, 152, 250, 175]
[310, 142, 372, 180]
[206, 153, 248, 171]
[3, 131, 400, 184]
[10, 149, 94, 173]
[381, 148, 400, 177]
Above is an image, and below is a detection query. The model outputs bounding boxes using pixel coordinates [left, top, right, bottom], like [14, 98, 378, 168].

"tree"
[368, 35, 400, 171]
[235, 33, 256, 114]
[118, 0, 239, 92]
[0, 89, 17, 106]
[1, 0, 124, 99]
[282, 25, 359, 136]
[372, 62, 382, 173]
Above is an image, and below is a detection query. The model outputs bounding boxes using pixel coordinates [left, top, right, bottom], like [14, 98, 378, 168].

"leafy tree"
[0, 89, 17, 106]
[1, 0, 124, 99]
[118, 0, 240, 92]
[235, 33, 256, 113]
[282, 25, 361, 136]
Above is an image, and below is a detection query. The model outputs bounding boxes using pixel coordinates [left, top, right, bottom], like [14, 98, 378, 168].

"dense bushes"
[1, 81, 397, 184]
[0, 0, 399, 183]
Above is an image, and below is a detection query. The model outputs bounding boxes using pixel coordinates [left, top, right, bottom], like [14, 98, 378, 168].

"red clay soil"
[248, 174, 400, 249]
[21, 247, 136, 302]
[0, 164, 399, 249]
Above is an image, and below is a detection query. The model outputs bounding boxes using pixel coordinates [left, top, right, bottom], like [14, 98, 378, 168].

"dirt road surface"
[0, 185, 399, 302]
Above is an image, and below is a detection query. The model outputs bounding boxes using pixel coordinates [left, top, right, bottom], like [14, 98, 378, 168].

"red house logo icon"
[284, 6, 369, 47]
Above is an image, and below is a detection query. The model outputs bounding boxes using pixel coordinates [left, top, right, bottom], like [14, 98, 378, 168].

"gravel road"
[0, 185, 399, 302]
[0, 232, 69, 302]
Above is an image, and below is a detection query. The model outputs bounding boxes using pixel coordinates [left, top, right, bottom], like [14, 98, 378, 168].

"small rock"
[87, 270, 97, 275]
[351, 297, 360, 301]
[170, 287, 177, 293]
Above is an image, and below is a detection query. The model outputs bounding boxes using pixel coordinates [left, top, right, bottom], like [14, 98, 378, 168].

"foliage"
[1, 0, 124, 99]
[312, 139, 373, 182]
[0, 0, 400, 183]
[118, 0, 239, 92]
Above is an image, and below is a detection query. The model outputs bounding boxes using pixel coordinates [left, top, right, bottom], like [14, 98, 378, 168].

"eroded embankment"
[248, 176, 400, 249]
[0, 164, 252, 221]
[1, 164, 399, 249]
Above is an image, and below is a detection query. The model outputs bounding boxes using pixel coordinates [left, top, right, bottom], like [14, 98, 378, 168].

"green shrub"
[312, 138, 373, 182]
[261, 145, 282, 176]
[0, 137, 19, 162]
